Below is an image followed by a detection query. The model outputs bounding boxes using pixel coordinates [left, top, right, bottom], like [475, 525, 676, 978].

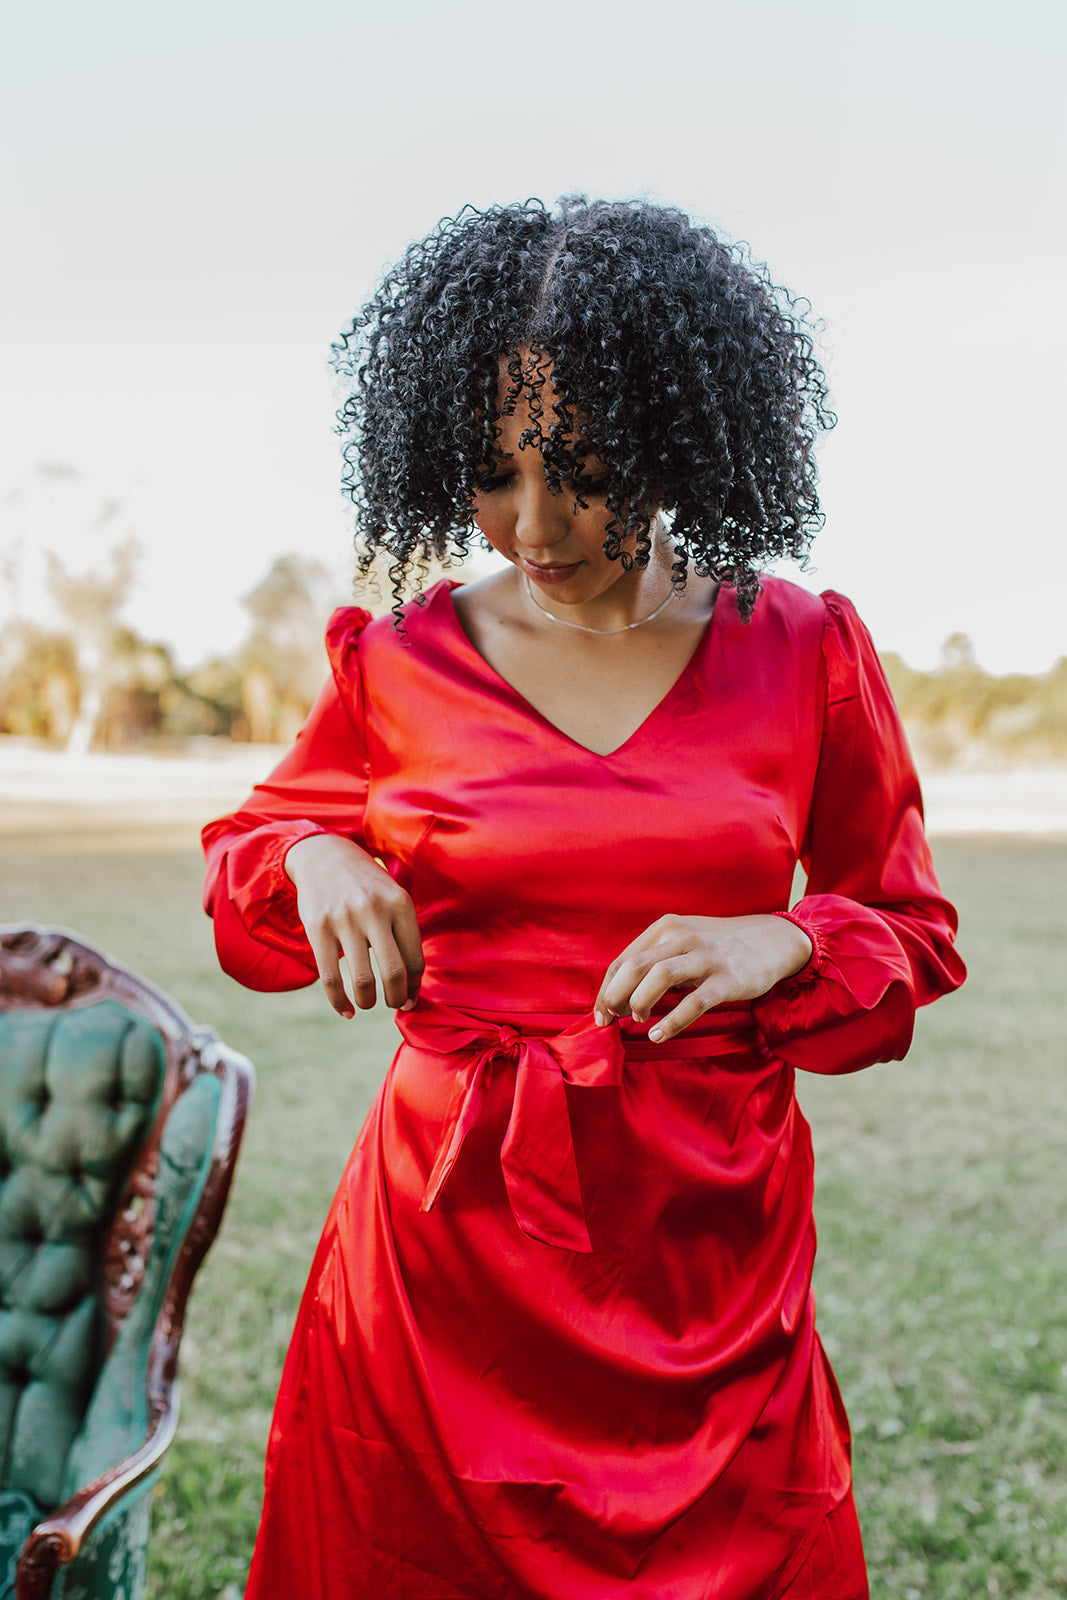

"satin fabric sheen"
[202, 577, 965, 1599]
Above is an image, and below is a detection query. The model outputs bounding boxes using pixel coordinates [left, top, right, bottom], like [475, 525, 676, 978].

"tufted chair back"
[0, 928, 252, 1600]
[0, 999, 164, 1511]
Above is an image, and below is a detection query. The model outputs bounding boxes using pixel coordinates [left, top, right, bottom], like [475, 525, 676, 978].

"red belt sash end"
[395, 1002, 755, 1254]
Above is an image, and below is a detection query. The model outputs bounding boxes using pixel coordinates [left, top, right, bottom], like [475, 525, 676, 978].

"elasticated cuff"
[769, 908, 825, 995]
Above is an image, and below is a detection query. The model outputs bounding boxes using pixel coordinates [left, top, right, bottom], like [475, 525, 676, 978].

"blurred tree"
[239, 555, 341, 741]
[102, 628, 177, 747]
[168, 654, 245, 740]
[939, 632, 978, 672]
[43, 502, 141, 753]
[881, 635, 1067, 768]
[0, 621, 79, 741]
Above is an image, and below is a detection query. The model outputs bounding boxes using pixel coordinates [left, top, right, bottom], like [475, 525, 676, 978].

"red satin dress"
[202, 577, 965, 1600]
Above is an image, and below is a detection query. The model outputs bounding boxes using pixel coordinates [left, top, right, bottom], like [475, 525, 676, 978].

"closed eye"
[475, 471, 609, 497]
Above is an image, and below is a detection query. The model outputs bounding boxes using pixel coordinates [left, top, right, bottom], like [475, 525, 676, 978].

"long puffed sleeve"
[201, 608, 372, 991]
[752, 591, 966, 1074]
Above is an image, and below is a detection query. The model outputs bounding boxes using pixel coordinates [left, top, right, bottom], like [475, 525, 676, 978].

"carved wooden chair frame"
[0, 925, 252, 1600]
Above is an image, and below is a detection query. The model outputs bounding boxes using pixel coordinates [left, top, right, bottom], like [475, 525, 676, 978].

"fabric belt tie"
[396, 1004, 627, 1254]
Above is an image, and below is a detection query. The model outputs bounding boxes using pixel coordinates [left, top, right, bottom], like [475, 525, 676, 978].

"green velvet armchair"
[0, 926, 252, 1600]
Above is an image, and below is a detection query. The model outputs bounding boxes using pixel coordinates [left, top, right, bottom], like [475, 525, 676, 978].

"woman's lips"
[521, 559, 582, 585]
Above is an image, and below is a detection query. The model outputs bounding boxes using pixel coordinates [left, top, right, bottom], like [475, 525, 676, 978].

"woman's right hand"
[284, 834, 425, 1018]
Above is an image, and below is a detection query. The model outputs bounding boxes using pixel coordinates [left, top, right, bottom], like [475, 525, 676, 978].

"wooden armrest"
[16, 1393, 178, 1600]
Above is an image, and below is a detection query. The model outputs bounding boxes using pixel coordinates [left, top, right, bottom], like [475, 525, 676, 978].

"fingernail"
[594, 1010, 607, 1027]
[648, 1026, 664, 1042]
[342, 1007, 355, 1020]
[400, 999, 415, 1012]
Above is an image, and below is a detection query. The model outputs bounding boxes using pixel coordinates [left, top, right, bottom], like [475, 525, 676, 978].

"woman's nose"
[513, 478, 570, 550]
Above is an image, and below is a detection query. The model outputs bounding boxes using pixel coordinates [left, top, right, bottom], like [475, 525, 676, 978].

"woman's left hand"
[594, 914, 813, 1042]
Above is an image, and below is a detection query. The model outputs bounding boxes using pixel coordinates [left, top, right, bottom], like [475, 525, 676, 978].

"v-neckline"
[435, 578, 726, 760]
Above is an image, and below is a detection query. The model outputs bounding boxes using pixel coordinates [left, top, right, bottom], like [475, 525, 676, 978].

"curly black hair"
[331, 196, 834, 618]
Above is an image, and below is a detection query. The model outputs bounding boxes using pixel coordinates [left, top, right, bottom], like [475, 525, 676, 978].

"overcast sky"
[2, 0, 1064, 672]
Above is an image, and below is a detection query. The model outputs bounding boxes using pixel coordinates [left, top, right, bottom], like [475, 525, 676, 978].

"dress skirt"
[243, 1006, 863, 1600]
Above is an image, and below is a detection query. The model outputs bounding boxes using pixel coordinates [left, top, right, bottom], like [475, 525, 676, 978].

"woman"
[203, 197, 965, 1600]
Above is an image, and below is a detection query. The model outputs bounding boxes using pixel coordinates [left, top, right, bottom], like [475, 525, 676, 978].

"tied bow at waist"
[395, 1001, 756, 1255]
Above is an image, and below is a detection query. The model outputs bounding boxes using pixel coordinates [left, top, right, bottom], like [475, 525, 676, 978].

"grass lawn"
[2, 825, 1065, 1598]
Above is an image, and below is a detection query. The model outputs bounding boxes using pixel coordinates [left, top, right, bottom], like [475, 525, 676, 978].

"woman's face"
[469, 358, 659, 605]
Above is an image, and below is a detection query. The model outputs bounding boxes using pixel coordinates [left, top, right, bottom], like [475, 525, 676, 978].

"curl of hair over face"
[331, 196, 835, 618]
